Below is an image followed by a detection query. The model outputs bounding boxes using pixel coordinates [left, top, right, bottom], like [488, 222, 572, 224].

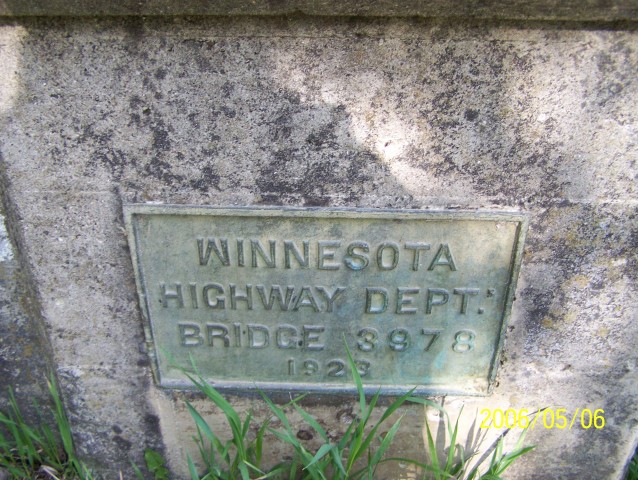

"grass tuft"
[626, 448, 638, 480]
[172, 352, 536, 480]
[177, 357, 286, 480]
[1, 361, 536, 480]
[258, 342, 420, 480]
[403, 401, 537, 480]
[0, 375, 93, 479]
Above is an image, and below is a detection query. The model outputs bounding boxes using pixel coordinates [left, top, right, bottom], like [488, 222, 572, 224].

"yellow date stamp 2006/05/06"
[479, 408, 605, 430]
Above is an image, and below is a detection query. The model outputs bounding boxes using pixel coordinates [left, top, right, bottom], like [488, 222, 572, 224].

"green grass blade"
[144, 448, 170, 480]
[346, 392, 380, 468]
[380, 456, 429, 469]
[261, 466, 289, 480]
[347, 389, 415, 473]
[238, 460, 250, 480]
[405, 397, 449, 418]
[211, 436, 228, 465]
[348, 416, 407, 479]
[344, 341, 366, 414]
[254, 415, 271, 467]
[305, 443, 333, 469]
[290, 457, 299, 480]
[185, 373, 242, 434]
[330, 445, 348, 477]
[489, 437, 504, 471]
[47, 377, 73, 457]
[444, 407, 462, 474]
[491, 446, 536, 475]
[0, 376, 94, 480]
[242, 411, 253, 438]
[194, 425, 214, 472]
[259, 392, 292, 432]
[244, 459, 266, 475]
[345, 392, 381, 473]
[293, 403, 330, 442]
[368, 415, 404, 467]
[185, 402, 217, 444]
[626, 452, 638, 480]
[358, 391, 379, 432]
[220, 439, 234, 467]
[6, 389, 37, 467]
[336, 413, 357, 451]
[262, 394, 325, 477]
[131, 459, 146, 480]
[0, 463, 27, 478]
[477, 422, 535, 479]
[375, 390, 416, 425]
[425, 415, 441, 480]
[187, 454, 200, 480]
[185, 372, 249, 462]
[39, 422, 64, 466]
[268, 427, 296, 446]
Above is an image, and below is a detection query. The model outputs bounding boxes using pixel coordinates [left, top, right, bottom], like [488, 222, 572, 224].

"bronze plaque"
[124, 205, 527, 395]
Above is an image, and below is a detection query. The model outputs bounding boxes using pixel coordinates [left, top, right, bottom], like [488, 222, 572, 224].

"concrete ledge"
[1, 0, 638, 21]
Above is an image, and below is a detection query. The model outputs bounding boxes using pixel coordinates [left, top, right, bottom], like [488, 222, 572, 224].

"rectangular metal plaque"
[124, 205, 527, 395]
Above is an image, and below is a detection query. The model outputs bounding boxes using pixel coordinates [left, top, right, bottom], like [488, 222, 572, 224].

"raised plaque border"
[124, 205, 528, 396]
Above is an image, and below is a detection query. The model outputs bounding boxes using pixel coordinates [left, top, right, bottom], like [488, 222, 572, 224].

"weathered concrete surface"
[1, 0, 638, 21]
[0, 203, 53, 420]
[0, 16, 637, 479]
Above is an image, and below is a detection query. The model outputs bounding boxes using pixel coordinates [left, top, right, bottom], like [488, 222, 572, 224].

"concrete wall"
[0, 205, 53, 418]
[1, 0, 638, 21]
[0, 13, 636, 479]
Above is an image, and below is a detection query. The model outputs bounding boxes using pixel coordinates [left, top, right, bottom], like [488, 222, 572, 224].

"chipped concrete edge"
[1, 0, 638, 21]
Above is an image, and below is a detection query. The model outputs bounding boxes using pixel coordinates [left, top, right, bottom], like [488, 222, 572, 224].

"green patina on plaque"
[124, 205, 527, 395]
